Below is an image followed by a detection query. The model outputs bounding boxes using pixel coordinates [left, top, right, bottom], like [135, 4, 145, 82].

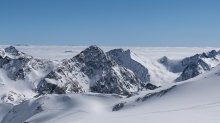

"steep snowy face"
[107, 49, 150, 83]
[38, 45, 141, 95]
[176, 50, 220, 81]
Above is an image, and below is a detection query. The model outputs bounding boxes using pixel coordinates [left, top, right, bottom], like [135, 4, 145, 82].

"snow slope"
[2, 65, 220, 123]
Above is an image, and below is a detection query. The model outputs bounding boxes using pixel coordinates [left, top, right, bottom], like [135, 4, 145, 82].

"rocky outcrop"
[145, 83, 159, 90]
[1, 91, 26, 105]
[112, 102, 126, 111]
[140, 85, 176, 102]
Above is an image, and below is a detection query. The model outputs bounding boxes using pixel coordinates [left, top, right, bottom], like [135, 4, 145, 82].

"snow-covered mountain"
[0, 46, 58, 82]
[38, 45, 141, 95]
[159, 50, 220, 82]
[1, 45, 220, 123]
[0, 46, 58, 109]
[176, 50, 220, 81]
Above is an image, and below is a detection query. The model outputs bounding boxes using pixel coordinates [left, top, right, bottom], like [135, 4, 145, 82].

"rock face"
[38, 46, 142, 95]
[176, 50, 220, 81]
[107, 49, 150, 82]
[112, 102, 126, 111]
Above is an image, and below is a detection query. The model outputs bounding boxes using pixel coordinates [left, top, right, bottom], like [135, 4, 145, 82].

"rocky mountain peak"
[74, 45, 117, 69]
[176, 49, 220, 82]
[200, 50, 218, 58]
[37, 46, 142, 95]
[83, 45, 104, 55]
[206, 50, 218, 58]
[182, 50, 220, 67]
[4, 46, 32, 59]
[5, 46, 20, 56]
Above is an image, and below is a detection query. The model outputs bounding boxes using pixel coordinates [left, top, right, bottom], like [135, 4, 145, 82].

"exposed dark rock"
[141, 85, 176, 102]
[141, 93, 157, 102]
[157, 85, 176, 97]
[145, 83, 159, 90]
[37, 80, 66, 94]
[136, 97, 141, 102]
[112, 102, 126, 111]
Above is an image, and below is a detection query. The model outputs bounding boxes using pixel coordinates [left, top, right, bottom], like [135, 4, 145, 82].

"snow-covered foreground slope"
[2, 65, 220, 123]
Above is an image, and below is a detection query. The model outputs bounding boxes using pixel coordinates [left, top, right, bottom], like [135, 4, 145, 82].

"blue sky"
[0, 0, 220, 46]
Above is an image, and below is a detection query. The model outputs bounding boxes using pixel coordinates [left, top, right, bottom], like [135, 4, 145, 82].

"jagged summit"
[81, 45, 104, 55]
[175, 50, 220, 82]
[5, 46, 19, 54]
[181, 50, 220, 67]
[73, 45, 115, 68]
[4, 46, 32, 59]
[87, 45, 101, 50]
[201, 50, 218, 58]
